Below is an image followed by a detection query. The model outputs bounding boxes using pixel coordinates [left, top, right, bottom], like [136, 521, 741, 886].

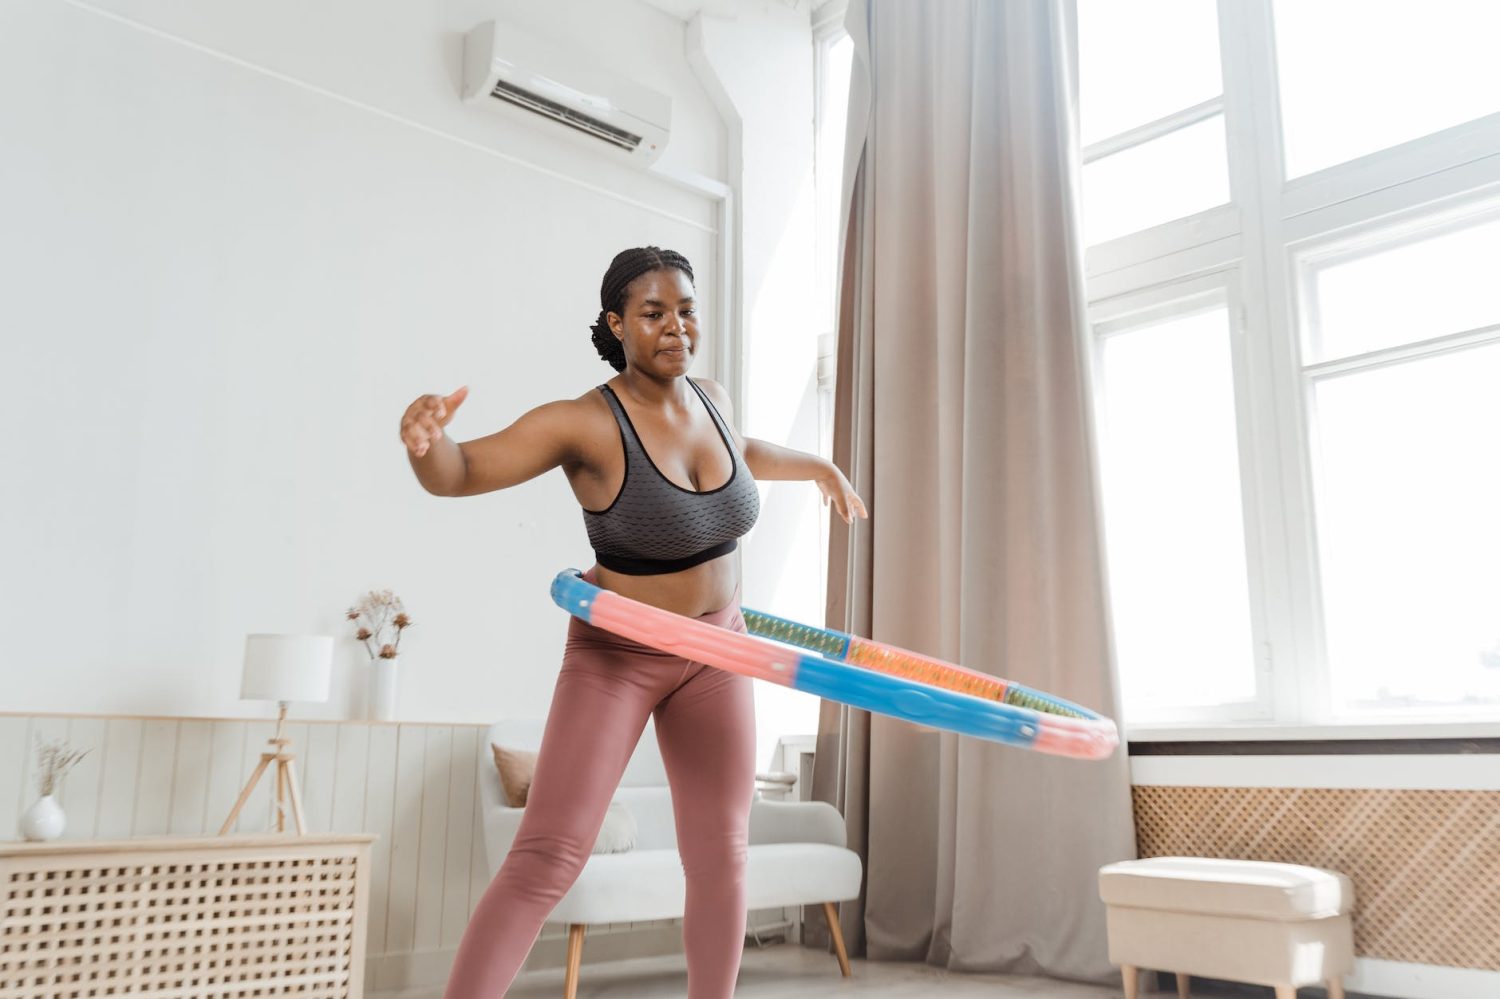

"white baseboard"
[1348, 957, 1500, 999]
[366, 936, 1500, 998]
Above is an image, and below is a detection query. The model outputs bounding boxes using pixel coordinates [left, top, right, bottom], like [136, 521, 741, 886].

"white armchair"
[479, 719, 862, 996]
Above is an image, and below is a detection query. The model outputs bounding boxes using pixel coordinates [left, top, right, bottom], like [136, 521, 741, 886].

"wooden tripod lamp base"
[219, 703, 307, 835]
[222, 634, 332, 836]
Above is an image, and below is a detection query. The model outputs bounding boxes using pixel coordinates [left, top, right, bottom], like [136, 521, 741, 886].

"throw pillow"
[592, 801, 638, 855]
[491, 744, 538, 807]
[488, 744, 636, 854]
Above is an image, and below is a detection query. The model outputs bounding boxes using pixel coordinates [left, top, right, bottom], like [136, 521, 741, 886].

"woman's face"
[608, 268, 699, 376]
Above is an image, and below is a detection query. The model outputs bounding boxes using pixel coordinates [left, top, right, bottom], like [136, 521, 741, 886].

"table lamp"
[219, 633, 333, 836]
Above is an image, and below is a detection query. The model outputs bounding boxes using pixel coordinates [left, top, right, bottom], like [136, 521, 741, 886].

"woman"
[402, 247, 867, 998]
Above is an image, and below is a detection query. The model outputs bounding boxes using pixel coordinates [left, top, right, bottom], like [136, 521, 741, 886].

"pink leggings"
[444, 569, 756, 998]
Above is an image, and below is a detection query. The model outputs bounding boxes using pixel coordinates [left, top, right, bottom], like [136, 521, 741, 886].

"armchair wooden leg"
[1327, 980, 1345, 999]
[1274, 987, 1295, 999]
[1122, 964, 1138, 999]
[820, 901, 852, 977]
[1176, 971, 1191, 997]
[564, 923, 585, 999]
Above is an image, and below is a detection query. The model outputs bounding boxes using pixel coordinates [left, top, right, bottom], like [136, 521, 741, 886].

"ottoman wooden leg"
[1327, 980, 1345, 999]
[1122, 964, 1138, 999]
[1274, 988, 1295, 999]
[1176, 971, 1190, 997]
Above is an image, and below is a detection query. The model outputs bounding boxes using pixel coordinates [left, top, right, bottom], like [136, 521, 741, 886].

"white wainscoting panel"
[0, 712, 495, 991]
[1, 711, 779, 991]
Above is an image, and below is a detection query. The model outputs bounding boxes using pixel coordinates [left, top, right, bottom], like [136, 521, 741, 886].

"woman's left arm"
[695, 378, 868, 525]
[742, 437, 868, 525]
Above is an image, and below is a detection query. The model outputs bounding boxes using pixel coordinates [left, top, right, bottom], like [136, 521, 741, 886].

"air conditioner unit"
[462, 20, 672, 167]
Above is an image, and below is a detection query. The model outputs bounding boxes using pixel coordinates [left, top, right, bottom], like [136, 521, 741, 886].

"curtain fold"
[811, 0, 1136, 982]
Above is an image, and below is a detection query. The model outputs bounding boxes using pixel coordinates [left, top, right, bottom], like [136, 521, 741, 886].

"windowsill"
[1127, 719, 1500, 743]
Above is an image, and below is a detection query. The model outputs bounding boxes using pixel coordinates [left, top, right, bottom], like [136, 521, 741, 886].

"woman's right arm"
[401, 387, 582, 497]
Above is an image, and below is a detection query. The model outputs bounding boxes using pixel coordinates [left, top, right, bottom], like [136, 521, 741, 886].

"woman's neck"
[616, 370, 690, 410]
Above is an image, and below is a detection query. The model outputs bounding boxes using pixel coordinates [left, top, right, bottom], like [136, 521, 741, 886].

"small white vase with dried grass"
[20, 737, 89, 842]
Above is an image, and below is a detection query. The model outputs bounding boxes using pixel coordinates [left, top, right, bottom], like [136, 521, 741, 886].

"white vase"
[20, 794, 66, 842]
[369, 657, 398, 721]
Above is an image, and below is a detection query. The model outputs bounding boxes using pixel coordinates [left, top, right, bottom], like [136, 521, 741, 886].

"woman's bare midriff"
[593, 553, 740, 618]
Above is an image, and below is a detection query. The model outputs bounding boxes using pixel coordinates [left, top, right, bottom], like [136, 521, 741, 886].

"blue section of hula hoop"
[790, 654, 1043, 748]
[746, 604, 1103, 723]
[550, 569, 598, 624]
[746, 609, 851, 659]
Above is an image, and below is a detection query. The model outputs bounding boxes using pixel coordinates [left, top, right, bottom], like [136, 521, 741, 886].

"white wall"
[0, 0, 735, 723]
[693, 4, 829, 764]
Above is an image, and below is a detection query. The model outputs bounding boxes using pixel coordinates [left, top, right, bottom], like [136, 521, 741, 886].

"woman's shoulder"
[556, 385, 621, 461]
[568, 383, 612, 407]
[513, 388, 609, 424]
[690, 377, 734, 414]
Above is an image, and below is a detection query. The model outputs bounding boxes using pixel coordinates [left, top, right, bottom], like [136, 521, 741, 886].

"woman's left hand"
[817, 467, 869, 525]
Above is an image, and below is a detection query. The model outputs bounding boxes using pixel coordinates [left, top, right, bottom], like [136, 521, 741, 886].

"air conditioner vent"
[488, 81, 642, 153]
[462, 20, 671, 168]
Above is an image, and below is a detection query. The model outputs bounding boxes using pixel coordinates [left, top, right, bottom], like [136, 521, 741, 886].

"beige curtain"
[810, 0, 1136, 982]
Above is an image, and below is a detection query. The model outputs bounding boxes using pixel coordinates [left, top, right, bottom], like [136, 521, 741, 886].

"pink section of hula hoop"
[588, 591, 803, 686]
[1031, 717, 1119, 760]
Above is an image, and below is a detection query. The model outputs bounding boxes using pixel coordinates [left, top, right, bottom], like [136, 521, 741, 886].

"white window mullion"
[1082, 97, 1225, 163]
[1084, 205, 1241, 282]
[1283, 114, 1500, 221]
[1221, 274, 1277, 721]
[1218, 0, 1325, 725]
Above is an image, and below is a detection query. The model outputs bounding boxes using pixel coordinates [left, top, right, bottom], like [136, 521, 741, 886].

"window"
[1080, 0, 1500, 730]
[1078, 0, 1230, 245]
[813, 20, 854, 570]
[1272, 0, 1500, 179]
[744, 7, 854, 761]
[1303, 213, 1500, 717]
[1094, 286, 1262, 721]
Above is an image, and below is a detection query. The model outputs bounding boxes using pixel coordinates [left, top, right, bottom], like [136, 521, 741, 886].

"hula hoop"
[550, 569, 1118, 760]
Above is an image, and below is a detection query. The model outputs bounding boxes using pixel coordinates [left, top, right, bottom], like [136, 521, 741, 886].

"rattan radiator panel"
[1132, 785, 1500, 970]
[0, 835, 371, 999]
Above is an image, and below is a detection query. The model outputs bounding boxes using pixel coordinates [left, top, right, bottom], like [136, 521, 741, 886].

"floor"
[373, 942, 1125, 998]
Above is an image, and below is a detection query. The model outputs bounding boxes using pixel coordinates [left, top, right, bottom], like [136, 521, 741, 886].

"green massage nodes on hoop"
[550, 569, 1118, 760]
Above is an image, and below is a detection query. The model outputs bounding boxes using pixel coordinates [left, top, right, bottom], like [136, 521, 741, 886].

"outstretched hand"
[400, 386, 469, 458]
[817, 467, 868, 526]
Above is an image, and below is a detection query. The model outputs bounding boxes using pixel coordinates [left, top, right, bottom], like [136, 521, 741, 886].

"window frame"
[1080, 0, 1500, 739]
[1090, 274, 1279, 727]
[811, 6, 852, 614]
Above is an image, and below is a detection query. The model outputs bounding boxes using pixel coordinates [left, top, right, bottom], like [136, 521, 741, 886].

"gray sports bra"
[583, 379, 761, 575]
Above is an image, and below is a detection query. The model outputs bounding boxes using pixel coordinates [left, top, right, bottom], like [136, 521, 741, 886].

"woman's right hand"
[401, 386, 468, 458]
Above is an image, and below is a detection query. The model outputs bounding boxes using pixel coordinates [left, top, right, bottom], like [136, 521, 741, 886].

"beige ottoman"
[1098, 857, 1354, 999]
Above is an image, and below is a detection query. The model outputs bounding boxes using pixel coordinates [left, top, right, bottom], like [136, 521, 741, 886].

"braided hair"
[589, 247, 696, 372]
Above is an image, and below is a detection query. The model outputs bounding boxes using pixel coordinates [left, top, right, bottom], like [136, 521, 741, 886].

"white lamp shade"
[241, 634, 333, 703]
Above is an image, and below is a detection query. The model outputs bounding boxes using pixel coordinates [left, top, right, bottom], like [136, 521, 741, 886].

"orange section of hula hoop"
[846, 639, 1011, 704]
